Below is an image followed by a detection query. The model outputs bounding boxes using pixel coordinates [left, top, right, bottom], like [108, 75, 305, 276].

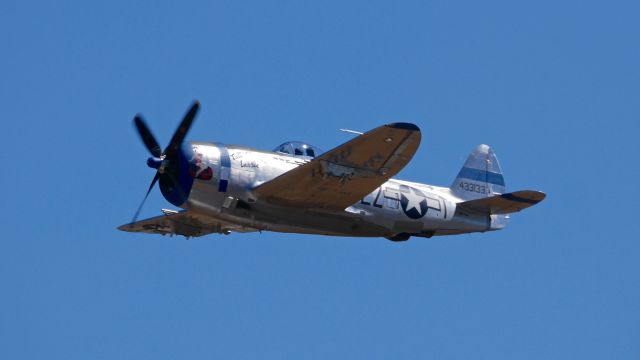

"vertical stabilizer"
[451, 144, 505, 200]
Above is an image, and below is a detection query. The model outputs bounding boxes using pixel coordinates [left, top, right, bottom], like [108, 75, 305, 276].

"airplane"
[118, 101, 545, 241]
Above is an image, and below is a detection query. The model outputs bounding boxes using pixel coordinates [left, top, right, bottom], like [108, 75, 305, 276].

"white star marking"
[404, 191, 424, 215]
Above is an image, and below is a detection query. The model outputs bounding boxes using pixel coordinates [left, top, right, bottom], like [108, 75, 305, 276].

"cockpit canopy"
[273, 141, 323, 159]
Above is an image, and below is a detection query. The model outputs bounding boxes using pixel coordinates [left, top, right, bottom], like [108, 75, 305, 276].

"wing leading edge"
[253, 122, 421, 210]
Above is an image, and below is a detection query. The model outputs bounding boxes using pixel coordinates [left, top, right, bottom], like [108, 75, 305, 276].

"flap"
[457, 190, 546, 215]
[253, 123, 421, 210]
[118, 210, 258, 237]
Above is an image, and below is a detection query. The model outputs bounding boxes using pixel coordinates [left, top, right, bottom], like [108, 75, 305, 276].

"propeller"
[129, 100, 200, 224]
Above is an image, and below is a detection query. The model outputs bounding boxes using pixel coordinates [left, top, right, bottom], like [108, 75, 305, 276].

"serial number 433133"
[459, 181, 488, 194]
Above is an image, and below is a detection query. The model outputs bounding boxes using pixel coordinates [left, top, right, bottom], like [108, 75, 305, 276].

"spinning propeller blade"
[165, 100, 200, 156]
[131, 172, 160, 224]
[134, 115, 162, 158]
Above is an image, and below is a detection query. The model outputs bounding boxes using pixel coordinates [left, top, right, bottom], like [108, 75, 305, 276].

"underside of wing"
[457, 190, 546, 215]
[118, 210, 258, 237]
[253, 123, 421, 210]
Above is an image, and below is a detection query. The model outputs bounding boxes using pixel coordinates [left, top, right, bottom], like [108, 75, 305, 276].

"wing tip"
[386, 122, 420, 131]
[117, 224, 134, 232]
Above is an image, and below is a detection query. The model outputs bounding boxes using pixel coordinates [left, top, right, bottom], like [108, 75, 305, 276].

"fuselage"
[170, 141, 504, 240]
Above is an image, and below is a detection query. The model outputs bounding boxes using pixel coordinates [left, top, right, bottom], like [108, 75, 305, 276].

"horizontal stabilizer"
[118, 210, 258, 237]
[457, 190, 546, 215]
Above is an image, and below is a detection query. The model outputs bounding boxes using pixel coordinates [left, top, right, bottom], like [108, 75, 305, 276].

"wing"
[118, 210, 258, 237]
[253, 123, 421, 210]
[457, 190, 546, 215]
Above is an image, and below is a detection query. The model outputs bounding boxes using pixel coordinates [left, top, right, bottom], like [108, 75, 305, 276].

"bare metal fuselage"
[182, 142, 503, 239]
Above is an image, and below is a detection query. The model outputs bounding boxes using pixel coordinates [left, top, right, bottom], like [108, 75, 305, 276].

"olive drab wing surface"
[252, 123, 421, 210]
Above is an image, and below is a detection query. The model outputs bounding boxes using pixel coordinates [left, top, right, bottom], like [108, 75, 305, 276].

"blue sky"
[1, 0, 639, 358]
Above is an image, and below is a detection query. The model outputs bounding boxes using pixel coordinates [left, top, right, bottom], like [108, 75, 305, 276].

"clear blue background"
[1, 0, 638, 358]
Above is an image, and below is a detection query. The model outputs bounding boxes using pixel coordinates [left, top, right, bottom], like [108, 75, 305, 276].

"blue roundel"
[399, 185, 428, 219]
